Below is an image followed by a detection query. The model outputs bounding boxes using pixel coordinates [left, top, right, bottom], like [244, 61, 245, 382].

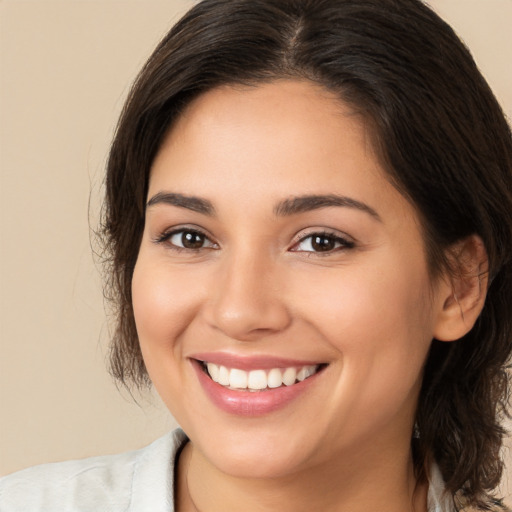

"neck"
[176, 437, 428, 512]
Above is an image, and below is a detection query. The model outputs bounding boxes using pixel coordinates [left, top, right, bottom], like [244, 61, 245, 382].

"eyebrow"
[146, 191, 380, 221]
[274, 194, 381, 220]
[146, 192, 215, 215]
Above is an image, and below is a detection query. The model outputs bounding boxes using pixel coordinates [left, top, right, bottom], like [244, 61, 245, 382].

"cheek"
[131, 256, 203, 366]
[302, 262, 432, 337]
[131, 254, 213, 423]
[335, 280, 431, 433]
[297, 257, 435, 393]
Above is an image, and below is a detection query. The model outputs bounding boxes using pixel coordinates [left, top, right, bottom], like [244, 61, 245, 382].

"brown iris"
[181, 231, 206, 249]
[311, 235, 336, 252]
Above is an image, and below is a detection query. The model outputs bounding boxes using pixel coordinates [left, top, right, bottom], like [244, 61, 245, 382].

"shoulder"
[0, 451, 137, 512]
[0, 428, 188, 512]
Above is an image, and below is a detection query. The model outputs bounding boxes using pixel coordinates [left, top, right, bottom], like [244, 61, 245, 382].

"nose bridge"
[206, 243, 290, 340]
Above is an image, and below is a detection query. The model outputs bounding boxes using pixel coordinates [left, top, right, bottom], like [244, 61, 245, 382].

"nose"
[204, 250, 292, 341]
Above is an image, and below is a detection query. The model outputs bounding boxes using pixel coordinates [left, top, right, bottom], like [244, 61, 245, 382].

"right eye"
[156, 228, 218, 251]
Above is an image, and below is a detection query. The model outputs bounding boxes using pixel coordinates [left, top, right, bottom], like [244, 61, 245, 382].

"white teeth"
[218, 365, 230, 386]
[297, 367, 308, 381]
[229, 368, 248, 389]
[267, 368, 283, 388]
[207, 362, 219, 382]
[204, 362, 320, 390]
[297, 366, 316, 381]
[247, 370, 267, 390]
[282, 367, 297, 386]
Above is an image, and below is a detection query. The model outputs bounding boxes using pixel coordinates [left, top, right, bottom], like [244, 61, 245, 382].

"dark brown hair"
[101, 0, 512, 509]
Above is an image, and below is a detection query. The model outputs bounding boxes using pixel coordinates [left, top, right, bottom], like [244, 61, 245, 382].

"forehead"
[148, 80, 416, 227]
[152, 81, 375, 186]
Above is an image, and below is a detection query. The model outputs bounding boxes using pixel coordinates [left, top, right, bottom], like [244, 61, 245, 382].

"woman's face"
[132, 80, 446, 478]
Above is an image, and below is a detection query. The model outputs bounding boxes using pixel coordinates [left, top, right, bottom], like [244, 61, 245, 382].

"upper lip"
[190, 352, 326, 371]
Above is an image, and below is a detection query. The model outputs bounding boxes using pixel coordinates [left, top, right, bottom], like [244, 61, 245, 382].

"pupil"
[312, 235, 334, 252]
[182, 232, 204, 249]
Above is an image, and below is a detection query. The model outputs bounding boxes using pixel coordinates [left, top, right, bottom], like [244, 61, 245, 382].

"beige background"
[1, 0, 511, 499]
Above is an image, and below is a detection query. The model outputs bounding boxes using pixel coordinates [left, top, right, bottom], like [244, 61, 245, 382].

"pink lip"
[191, 358, 325, 417]
[190, 351, 322, 371]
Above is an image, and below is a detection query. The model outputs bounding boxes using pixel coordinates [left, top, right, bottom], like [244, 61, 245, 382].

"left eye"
[292, 233, 353, 253]
[166, 229, 217, 250]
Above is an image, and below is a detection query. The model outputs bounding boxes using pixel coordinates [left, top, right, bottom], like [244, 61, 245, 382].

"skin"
[132, 80, 476, 512]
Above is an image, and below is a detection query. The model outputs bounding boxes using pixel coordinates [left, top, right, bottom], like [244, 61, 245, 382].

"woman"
[1, 0, 511, 510]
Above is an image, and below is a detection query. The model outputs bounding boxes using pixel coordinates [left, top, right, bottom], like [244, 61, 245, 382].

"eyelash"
[154, 227, 217, 252]
[290, 231, 355, 255]
[154, 228, 355, 254]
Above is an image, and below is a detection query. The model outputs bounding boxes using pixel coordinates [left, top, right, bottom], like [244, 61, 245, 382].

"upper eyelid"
[154, 224, 213, 242]
[291, 227, 355, 244]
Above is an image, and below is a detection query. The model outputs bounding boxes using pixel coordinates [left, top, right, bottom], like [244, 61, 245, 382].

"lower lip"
[192, 360, 323, 417]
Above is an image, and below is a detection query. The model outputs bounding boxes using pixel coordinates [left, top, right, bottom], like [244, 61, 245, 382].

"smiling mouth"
[199, 361, 326, 391]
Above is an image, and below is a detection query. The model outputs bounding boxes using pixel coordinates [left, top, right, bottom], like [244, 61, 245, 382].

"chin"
[190, 423, 321, 480]
[207, 445, 310, 480]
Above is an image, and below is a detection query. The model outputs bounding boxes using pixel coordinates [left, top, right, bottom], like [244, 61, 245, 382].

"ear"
[433, 235, 489, 342]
